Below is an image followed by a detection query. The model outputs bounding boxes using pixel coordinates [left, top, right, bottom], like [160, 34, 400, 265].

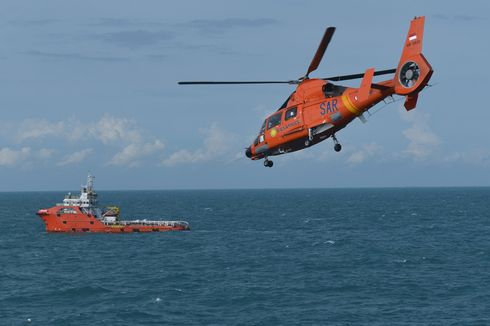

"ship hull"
[37, 207, 190, 233]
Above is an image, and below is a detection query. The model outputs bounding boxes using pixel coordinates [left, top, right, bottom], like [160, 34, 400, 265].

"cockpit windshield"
[259, 120, 266, 134]
[267, 112, 282, 129]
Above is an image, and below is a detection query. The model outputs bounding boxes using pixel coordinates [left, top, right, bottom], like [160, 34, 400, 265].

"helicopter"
[179, 16, 433, 168]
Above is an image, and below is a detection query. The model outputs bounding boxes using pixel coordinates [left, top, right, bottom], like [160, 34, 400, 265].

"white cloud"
[0, 147, 55, 167]
[347, 142, 382, 165]
[109, 140, 164, 167]
[399, 109, 440, 160]
[88, 115, 142, 144]
[5, 115, 166, 168]
[443, 149, 490, 166]
[0, 147, 31, 166]
[402, 126, 440, 160]
[16, 119, 65, 142]
[57, 148, 93, 166]
[14, 115, 143, 145]
[162, 124, 233, 166]
[162, 149, 204, 166]
[36, 148, 56, 159]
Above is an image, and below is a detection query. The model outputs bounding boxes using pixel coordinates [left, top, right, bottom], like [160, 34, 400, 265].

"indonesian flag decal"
[408, 33, 417, 41]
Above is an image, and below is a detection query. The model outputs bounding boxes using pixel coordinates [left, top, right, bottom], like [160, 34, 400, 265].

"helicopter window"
[267, 112, 282, 129]
[323, 83, 347, 98]
[285, 107, 297, 121]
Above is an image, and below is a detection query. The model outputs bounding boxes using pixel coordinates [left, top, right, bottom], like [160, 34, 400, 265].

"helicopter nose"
[245, 146, 252, 158]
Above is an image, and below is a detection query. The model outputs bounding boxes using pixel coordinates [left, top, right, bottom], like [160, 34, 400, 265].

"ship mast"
[87, 173, 95, 193]
[80, 172, 98, 207]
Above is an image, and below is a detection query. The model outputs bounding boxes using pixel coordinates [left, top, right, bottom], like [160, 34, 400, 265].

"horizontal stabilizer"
[404, 94, 418, 110]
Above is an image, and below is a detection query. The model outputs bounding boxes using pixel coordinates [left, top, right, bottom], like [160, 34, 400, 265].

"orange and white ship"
[37, 174, 190, 233]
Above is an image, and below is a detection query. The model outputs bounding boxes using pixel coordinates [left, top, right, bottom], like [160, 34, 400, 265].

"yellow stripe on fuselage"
[342, 93, 360, 115]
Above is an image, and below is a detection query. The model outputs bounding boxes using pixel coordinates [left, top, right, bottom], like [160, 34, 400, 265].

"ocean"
[1, 188, 489, 325]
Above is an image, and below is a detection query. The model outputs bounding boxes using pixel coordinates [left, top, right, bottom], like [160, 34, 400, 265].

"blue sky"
[0, 0, 489, 190]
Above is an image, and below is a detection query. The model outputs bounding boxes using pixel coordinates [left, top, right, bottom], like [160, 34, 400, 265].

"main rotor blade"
[178, 80, 297, 85]
[323, 68, 396, 81]
[306, 27, 336, 78]
[178, 68, 397, 86]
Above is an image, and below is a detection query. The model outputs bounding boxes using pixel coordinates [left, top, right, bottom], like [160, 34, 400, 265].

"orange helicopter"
[179, 16, 433, 167]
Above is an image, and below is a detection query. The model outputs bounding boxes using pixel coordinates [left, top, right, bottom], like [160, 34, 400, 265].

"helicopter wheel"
[264, 159, 274, 168]
[332, 134, 342, 152]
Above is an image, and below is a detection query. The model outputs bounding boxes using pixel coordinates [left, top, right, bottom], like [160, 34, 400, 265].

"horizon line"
[1, 185, 490, 193]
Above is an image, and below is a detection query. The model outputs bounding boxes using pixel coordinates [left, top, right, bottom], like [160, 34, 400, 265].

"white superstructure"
[59, 173, 103, 218]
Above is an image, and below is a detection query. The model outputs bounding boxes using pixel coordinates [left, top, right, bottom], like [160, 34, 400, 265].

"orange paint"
[180, 17, 434, 167]
[36, 174, 190, 233]
[37, 207, 189, 233]
[247, 17, 433, 164]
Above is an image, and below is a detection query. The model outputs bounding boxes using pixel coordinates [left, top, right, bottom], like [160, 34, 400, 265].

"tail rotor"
[394, 16, 433, 110]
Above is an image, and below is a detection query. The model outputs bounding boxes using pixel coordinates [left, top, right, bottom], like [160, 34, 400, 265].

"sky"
[0, 0, 489, 191]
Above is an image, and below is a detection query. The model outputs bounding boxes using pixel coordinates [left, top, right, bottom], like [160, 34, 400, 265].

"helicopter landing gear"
[332, 134, 342, 152]
[264, 158, 274, 168]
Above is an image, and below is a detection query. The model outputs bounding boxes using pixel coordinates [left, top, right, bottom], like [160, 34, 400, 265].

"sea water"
[1, 188, 489, 325]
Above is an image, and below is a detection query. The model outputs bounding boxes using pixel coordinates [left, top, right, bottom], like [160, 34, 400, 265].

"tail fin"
[358, 67, 374, 102]
[394, 16, 433, 110]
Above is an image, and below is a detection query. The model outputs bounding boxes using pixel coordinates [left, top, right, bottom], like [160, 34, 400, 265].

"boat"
[36, 174, 190, 233]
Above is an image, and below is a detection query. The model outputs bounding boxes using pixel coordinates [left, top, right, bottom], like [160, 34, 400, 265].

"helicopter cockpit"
[254, 121, 266, 146]
[251, 92, 296, 149]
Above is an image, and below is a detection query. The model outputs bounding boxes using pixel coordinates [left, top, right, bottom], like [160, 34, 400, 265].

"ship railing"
[56, 203, 80, 206]
[103, 220, 189, 227]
